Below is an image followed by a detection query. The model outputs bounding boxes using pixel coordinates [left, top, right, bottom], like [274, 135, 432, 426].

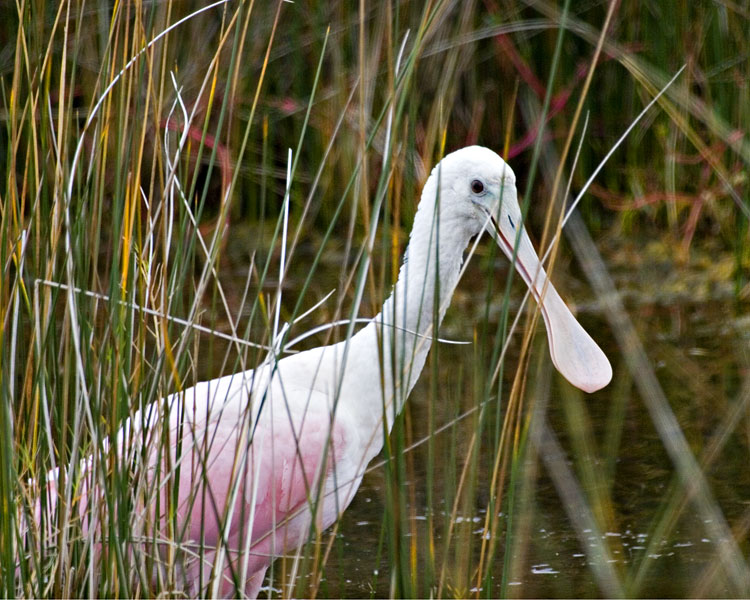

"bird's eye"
[470, 179, 485, 194]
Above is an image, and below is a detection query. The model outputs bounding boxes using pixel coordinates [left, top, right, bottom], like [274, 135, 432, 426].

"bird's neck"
[349, 195, 474, 431]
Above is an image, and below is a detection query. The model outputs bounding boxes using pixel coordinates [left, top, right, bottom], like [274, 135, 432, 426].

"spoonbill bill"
[38, 146, 611, 597]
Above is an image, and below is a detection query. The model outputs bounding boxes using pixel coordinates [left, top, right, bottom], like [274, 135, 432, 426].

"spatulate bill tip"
[577, 365, 613, 393]
[559, 352, 613, 393]
[545, 321, 613, 393]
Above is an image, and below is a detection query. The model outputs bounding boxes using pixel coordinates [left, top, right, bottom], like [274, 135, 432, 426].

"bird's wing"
[171, 379, 355, 572]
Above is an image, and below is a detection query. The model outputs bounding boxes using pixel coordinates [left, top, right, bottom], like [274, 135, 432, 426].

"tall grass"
[1, 0, 749, 597]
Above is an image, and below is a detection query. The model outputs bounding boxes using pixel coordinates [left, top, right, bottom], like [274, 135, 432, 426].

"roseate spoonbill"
[38, 146, 611, 597]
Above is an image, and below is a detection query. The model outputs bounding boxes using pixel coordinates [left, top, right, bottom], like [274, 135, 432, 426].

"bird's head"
[429, 145, 520, 235]
[427, 146, 612, 393]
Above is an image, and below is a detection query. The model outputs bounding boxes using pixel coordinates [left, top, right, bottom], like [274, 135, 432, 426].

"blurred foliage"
[2, 0, 747, 271]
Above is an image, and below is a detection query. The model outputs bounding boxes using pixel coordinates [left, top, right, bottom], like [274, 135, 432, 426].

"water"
[327, 310, 746, 596]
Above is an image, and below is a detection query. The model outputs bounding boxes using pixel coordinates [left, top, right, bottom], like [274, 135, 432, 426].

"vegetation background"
[1, 0, 749, 597]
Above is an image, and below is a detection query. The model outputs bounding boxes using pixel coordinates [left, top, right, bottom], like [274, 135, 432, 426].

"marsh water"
[213, 225, 749, 598]
[326, 310, 748, 597]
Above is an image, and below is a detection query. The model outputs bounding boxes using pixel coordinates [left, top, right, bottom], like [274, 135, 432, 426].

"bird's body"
[36, 147, 611, 597]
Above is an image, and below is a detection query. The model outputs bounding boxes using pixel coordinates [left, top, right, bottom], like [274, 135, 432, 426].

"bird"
[36, 146, 611, 597]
